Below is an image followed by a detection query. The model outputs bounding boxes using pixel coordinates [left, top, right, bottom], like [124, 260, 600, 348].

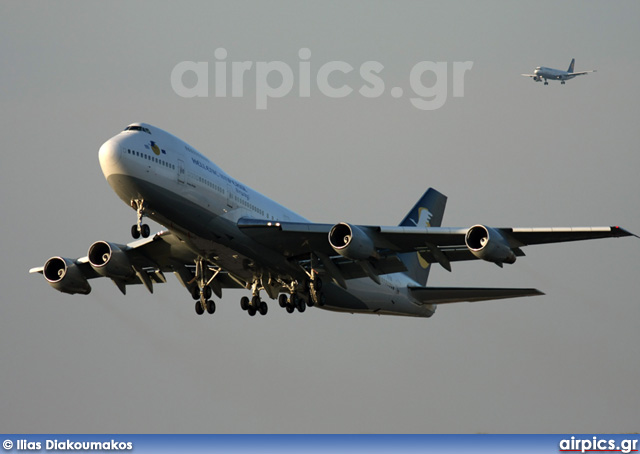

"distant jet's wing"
[521, 74, 537, 77]
[567, 70, 595, 76]
[239, 218, 634, 271]
[408, 286, 544, 304]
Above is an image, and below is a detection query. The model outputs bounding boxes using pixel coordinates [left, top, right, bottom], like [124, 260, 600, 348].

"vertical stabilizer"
[567, 58, 575, 73]
[397, 188, 447, 286]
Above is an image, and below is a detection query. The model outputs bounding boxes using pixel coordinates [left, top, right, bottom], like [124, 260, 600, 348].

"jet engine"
[88, 241, 133, 278]
[43, 257, 92, 295]
[465, 225, 516, 265]
[533, 75, 541, 82]
[328, 223, 377, 260]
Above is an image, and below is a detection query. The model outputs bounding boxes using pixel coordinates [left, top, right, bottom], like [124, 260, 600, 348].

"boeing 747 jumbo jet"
[522, 58, 595, 85]
[30, 123, 633, 318]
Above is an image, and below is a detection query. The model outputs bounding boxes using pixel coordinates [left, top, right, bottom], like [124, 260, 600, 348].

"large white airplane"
[30, 123, 634, 318]
[522, 58, 596, 85]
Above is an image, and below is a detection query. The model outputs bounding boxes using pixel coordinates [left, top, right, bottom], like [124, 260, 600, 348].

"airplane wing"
[567, 70, 596, 76]
[521, 74, 537, 77]
[29, 230, 243, 295]
[408, 286, 544, 304]
[238, 218, 634, 273]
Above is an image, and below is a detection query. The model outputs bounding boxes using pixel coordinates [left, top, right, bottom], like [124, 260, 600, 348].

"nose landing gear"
[130, 199, 150, 239]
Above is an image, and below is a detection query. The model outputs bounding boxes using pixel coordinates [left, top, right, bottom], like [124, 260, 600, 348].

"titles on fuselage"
[189, 157, 249, 196]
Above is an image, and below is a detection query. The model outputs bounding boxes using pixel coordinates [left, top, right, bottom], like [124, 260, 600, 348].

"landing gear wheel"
[251, 295, 261, 308]
[195, 301, 205, 315]
[278, 294, 288, 308]
[206, 300, 216, 314]
[286, 305, 295, 314]
[240, 296, 250, 311]
[248, 306, 257, 316]
[259, 301, 268, 315]
[296, 299, 306, 313]
[141, 224, 150, 238]
[131, 225, 140, 239]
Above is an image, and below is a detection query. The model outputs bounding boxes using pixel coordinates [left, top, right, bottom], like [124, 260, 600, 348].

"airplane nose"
[98, 139, 122, 177]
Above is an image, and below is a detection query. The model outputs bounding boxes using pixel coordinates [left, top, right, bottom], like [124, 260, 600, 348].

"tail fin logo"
[411, 207, 433, 228]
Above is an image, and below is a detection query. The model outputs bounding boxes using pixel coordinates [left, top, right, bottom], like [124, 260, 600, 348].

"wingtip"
[611, 226, 638, 238]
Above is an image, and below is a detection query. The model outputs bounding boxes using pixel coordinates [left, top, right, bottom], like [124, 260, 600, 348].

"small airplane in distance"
[522, 58, 596, 85]
[30, 123, 634, 319]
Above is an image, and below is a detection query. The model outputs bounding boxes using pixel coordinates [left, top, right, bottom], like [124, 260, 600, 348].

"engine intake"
[465, 225, 516, 265]
[328, 223, 377, 260]
[43, 257, 92, 295]
[88, 241, 133, 278]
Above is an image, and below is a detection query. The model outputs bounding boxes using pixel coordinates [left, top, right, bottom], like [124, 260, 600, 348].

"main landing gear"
[276, 276, 325, 315]
[192, 275, 216, 315]
[237, 275, 326, 317]
[309, 275, 326, 308]
[240, 295, 268, 316]
[192, 257, 218, 316]
[187, 264, 328, 317]
[239, 279, 268, 316]
[278, 293, 306, 313]
[239, 292, 309, 316]
[130, 199, 150, 239]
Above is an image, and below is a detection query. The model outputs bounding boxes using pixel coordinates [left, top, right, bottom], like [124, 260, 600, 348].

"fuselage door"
[226, 182, 234, 209]
[177, 159, 185, 184]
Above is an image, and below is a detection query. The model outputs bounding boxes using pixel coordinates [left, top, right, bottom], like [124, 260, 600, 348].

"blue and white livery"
[30, 123, 632, 318]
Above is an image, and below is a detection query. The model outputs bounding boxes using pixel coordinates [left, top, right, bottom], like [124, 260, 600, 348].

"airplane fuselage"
[32, 122, 631, 317]
[98, 123, 436, 317]
[533, 66, 576, 81]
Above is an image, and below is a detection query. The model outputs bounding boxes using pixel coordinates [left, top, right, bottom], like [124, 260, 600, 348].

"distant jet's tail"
[567, 58, 575, 73]
[397, 188, 447, 286]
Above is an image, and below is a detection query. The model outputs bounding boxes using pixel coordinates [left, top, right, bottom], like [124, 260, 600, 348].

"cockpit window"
[123, 125, 151, 134]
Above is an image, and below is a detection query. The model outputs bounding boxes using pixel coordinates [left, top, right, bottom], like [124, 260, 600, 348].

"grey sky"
[1, 1, 639, 433]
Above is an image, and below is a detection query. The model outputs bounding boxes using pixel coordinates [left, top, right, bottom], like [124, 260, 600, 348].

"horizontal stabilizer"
[409, 286, 544, 304]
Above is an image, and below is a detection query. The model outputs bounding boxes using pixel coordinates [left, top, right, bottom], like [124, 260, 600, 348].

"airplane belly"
[104, 172, 307, 283]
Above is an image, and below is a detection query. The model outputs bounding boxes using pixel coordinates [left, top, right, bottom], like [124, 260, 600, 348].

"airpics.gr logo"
[146, 141, 167, 156]
[415, 207, 433, 269]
